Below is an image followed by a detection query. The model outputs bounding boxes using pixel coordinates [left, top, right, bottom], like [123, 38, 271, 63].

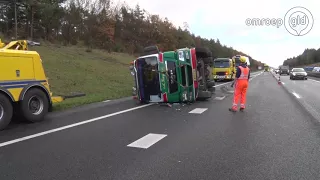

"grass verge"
[29, 44, 135, 111]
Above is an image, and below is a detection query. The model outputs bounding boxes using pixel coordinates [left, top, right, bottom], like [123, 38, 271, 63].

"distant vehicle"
[290, 68, 308, 80]
[274, 69, 279, 74]
[312, 67, 320, 72]
[304, 66, 314, 72]
[279, 65, 290, 75]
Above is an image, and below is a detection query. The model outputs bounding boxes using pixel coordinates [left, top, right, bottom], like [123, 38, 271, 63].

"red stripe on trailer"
[163, 93, 168, 102]
[159, 53, 163, 62]
[190, 48, 198, 88]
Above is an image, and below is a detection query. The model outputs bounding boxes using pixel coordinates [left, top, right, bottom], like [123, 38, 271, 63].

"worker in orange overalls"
[229, 56, 250, 112]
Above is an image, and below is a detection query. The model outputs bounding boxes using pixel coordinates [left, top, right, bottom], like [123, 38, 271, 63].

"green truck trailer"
[129, 46, 216, 104]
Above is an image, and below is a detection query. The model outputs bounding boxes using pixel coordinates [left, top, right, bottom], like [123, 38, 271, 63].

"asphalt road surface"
[2, 71, 320, 180]
[272, 72, 320, 122]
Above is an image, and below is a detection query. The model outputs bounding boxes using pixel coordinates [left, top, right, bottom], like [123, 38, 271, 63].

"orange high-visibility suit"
[231, 65, 250, 111]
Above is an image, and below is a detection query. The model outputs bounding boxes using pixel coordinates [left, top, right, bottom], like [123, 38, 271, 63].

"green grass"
[29, 44, 135, 111]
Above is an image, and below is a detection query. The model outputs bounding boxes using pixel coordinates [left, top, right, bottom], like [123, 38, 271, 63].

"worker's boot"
[229, 107, 237, 112]
[240, 104, 245, 112]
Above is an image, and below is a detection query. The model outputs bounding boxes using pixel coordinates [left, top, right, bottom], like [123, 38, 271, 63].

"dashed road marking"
[127, 133, 167, 149]
[0, 104, 153, 148]
[308, 79, 320, 83]
[215, 96, 226, 100]
[189, 108, 208, 114]
[292, 92, 301, 99]
[102, 100, 111, 102]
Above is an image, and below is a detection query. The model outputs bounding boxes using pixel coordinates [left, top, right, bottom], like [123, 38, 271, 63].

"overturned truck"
[129, 45, 215, 104]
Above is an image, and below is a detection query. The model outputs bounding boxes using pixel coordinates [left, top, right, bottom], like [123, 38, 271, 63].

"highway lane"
[0, 79, 234, 141]
[274, 72, 320, 121]
[3, 72, 320, 179]
[0, 73, 250, 138]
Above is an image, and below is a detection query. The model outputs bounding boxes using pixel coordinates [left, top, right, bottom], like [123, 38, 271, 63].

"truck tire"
[0, 94, 13, 130]
[142, 45, 160, 56]
[20, 88, 49, 122]
[202, 57, 213, 64]
[195, 47, 212, 58]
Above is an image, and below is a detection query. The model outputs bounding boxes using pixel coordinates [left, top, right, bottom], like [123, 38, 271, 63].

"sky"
[115, 0, 320, 68]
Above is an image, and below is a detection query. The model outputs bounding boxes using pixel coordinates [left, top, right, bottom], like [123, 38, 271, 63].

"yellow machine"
[264, 63, 269, 71]
[0, 39, 85, 130]
[0, 39, 5, 48]
[212, 58, 235, 81]
[0, 39, 37, 50]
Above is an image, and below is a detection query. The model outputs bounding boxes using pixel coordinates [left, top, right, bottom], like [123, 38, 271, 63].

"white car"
[290, 68, 308, 80]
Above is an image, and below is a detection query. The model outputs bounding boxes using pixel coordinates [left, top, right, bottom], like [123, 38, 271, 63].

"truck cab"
[130, 46, 214, 104]
[212, 58, 234, 81]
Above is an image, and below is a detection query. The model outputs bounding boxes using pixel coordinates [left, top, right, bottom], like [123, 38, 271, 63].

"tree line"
[283, 48, 320, 67]
[0, 0, 264, 70]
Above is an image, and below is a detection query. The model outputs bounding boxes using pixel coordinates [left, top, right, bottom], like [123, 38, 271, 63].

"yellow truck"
[212, 58, 235, 81]
[0, 39, 84, 130]
[264, 63, 269, 71]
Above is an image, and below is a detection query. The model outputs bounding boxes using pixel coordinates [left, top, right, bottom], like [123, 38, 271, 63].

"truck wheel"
[0, 94, 13, 130]
[203, 57, 213, 64]
[20, 88, 49, 122]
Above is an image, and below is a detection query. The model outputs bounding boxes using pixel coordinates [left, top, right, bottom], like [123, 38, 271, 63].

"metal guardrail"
[307, 72, 320, 78]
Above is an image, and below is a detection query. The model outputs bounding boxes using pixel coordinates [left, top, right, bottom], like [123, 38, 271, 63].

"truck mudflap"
[51, 92, 86, 103]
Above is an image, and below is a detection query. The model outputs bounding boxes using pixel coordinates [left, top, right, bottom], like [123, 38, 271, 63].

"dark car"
[279, 68, 289, 75]
[290, 68, 308, 80]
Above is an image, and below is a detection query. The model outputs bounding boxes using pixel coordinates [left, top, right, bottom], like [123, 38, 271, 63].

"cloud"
[123, 0, 320, 67]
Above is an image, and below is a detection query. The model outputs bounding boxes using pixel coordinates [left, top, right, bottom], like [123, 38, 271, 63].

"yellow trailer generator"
[212, 58, 235, 81]
[0, 39, 85, 130]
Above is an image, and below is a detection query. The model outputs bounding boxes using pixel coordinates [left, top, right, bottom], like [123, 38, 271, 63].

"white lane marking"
[214, 81, 232, 87]
[0, 104, 153, 148]
[309, 79, 320, 83]
[102, 100, 110, 102]
[214, 72, 262, 87]
[214, 96, 226, 100]
[282, 82, 285, 85]
[189, 108, 208, 114]
[292, 92, 301, 99]
[127, 133, 167, 149]
[249, 74, 259, 82]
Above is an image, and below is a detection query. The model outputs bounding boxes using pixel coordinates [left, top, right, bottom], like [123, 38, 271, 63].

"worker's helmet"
[239, 56, 247, 63]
